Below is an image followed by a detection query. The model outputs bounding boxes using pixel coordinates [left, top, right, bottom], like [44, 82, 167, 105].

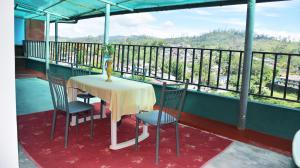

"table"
[67, 75, 156, 150]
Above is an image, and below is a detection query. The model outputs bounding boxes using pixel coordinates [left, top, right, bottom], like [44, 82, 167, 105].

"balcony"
[0, 0, 298, 167]
[15, 40, 299, 168]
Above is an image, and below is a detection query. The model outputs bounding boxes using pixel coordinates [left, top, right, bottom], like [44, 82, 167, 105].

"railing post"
[23, 40, 27, 58]
[238, 0, 256, 130]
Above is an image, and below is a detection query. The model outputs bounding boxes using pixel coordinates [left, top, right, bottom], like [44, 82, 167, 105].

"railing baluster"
[161, 47, 165, 79]
[283, 55, 291, 99]
[100, 43, 103, 69]
[155, 47, 159, 78]
[298, 80, 300, 101]
[112, 44, 116, 70]
[67, 42, 70, 63]
[168, 47, 172, 80]
[89, 43, 93, 67]
[61, 42, 65, 62]
[38, 41, 41, 58]
[117, 45, 120, 71]
[132, 45, 135, 74]
[59, 42, 63, 62]
[258, 53, 265, 95]
[143, 46, 146, 76]
[121, 45, 125, 76]
[183, 48, 187, 82]
[207, 50, 212, 86]
[217, 50, 222, 88]
[31, 41, 33, 57]
[75, 43, 80, 67]
[96, 44, 100, 68]
[236, 52, 243, 91]
[137, 45, 141, 74]
[191, 49, 195, 84]
[175, 48, 179, 81]
[197, 49, 204, 91]
[92, 43, 96, 67]
[70, 42, 73, 64]
[149, 47, 152, 76]
[127, 45, 130, 72]
[226, 51, 232, 90]
[85, 43, 89, 65]
[271, 54, 278, 97]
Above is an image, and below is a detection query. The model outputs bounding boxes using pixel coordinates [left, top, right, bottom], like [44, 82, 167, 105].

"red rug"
[18, 104, 232, 168]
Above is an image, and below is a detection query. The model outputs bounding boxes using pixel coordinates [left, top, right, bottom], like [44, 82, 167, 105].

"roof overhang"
[14, 0, 290, 22]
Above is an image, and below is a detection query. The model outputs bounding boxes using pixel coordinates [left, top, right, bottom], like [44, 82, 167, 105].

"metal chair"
[135, 80, 189, 164]
[48, 73, 94, 148]
[71, 63, 95, 104]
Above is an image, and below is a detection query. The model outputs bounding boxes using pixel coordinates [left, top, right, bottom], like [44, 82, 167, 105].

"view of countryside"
[26, 1, 300, 108]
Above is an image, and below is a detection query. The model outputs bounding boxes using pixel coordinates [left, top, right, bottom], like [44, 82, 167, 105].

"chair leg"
[50, 110, 57, 140]
[135, 118, 139, 150]
[90, 110, 94, 139]
[76, 114, 79, 141]
[155, 126, 160, 165]
[64, 114, 70, 148]
[175, 122, 180, 156]
[87, 98, 90, 104]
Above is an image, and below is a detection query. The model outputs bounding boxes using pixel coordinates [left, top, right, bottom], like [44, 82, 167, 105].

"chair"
[135, 79, 189, 164]
[71, 63, 95, 104]
[48, 73, 94, 148]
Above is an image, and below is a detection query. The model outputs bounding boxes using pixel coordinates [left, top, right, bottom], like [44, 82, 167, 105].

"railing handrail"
[23, 40, 300, 56]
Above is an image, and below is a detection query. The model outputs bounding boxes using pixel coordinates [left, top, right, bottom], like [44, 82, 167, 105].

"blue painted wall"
[14, 17, 25, 45]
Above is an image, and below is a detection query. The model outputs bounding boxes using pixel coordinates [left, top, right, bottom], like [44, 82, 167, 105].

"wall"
[0, 1, 19, 167]
[26, 19, 44, 41]
[14, 17, 25, 45]
[25, 59, 300, 140]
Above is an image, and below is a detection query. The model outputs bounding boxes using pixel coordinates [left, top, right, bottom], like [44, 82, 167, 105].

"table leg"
[101, 99, 107, 118]
[109, 119, 149, 150]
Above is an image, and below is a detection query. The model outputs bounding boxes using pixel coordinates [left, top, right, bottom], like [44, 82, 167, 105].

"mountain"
[51, 30, 300, 54]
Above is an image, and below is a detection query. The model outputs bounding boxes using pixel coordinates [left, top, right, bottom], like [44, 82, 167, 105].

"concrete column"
[45, 13, 50, 74]
[55, 21, 58, 64]
[102, 3, 110, 75]
[238, 0, 256, 130]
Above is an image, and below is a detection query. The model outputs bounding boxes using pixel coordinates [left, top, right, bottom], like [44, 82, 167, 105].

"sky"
[50, 0, 300, 41]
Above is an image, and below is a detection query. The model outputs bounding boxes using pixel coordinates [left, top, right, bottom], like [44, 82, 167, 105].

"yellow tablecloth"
[67, 75, 156, 122]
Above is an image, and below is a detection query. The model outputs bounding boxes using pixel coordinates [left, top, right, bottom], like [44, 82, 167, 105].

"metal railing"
[23, 40, 300, 103]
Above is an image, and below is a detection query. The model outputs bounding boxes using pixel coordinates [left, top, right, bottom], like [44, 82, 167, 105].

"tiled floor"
[16, 77, 295, 168]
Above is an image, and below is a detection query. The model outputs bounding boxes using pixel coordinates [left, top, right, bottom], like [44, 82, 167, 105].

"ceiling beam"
[15, 2, 70, 19]
[97, 0, 133, 11]
[43, 0, 68, 11]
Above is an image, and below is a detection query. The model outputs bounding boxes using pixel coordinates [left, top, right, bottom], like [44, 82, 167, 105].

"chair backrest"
[71, 63, 92, 77]
[157, 80, 189, 124]
[48, 73, 69, 113]
[132, 66, 147, 81]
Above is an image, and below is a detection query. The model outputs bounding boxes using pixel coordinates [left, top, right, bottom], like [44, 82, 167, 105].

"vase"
[106, 59, 113, 82]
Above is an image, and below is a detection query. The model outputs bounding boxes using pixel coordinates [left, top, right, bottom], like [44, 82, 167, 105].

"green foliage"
[101, 44, 115, 57]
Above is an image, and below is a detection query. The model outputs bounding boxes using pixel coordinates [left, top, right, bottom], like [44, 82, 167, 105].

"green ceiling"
[14, 0, 288, 21]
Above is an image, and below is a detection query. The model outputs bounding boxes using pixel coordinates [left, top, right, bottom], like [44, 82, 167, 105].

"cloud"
[221, 19, 245, 27]
[255, 29, 300, 41]
[162, 21, 175, 27]
[193, 10, 212, 16]
[263, 13, 279, 17]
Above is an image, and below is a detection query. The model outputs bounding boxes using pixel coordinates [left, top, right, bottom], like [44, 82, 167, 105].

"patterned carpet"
[16, 78, 295, 168]
[17, 108, 232, 168]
